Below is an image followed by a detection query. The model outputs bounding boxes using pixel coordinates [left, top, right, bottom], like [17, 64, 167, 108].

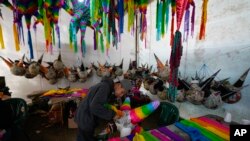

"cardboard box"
[68, 117, 78, 128]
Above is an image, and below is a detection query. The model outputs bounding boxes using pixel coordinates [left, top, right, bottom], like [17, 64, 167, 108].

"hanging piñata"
[0, 0, 14, 49]
[69, 0, 102, 56]
[137, 0, 148, 48]
[11, 0, 43, 59]
[35, 0, 73, 53]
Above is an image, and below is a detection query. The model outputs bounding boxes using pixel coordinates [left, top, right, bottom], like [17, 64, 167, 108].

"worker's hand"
[113, 110, 125, 120]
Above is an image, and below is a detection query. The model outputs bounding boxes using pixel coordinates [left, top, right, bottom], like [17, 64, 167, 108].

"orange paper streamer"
[199, 0, 208, 40]
[13, 24, 20, 51]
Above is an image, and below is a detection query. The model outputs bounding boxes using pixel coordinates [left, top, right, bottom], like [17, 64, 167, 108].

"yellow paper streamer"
[13, 24, 20, 51]
[0, 24, 5, 49]
[128, 0, 135, 32]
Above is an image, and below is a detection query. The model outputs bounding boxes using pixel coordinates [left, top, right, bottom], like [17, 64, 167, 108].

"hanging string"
[199, 0, 208, 40]
[0, 24, 5, 49]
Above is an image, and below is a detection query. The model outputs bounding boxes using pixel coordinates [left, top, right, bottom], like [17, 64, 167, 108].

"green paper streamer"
[52, 24, 55, 45]
[100, 34, 104, 53]
[96, 31, 98, 50]
[161, 0, 166, 37]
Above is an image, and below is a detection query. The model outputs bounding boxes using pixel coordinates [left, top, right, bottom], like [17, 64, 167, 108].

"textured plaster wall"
[0, 0, 250, 122]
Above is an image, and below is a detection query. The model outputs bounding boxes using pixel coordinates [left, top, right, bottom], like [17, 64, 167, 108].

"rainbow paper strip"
[129, 101, 160, 124]
[198, 117, 229, 132]
[175, 122, 210, 141]
[158, 127, 185, 141]
[150, 130, 171, 141]
[190, 118, 229, 140]
[140, 131, 159, 141]
[120, 97, 131, 111]
[180, 120, 225, 141]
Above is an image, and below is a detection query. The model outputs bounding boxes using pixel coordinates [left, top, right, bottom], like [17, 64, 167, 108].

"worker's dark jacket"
[75, 78, 115, 131]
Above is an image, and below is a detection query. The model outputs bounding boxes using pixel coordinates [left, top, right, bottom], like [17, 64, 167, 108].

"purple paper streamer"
[150, 130, 171, 141]
[158, 127, 185, 141]
[183, 7, 190, 42]
[56, 24, 61, 48]
[191, 2, 195, 37]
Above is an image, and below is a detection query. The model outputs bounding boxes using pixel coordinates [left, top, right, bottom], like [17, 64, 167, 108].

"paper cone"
[120, 97, 131, 111]
[129, 101, 160, 124]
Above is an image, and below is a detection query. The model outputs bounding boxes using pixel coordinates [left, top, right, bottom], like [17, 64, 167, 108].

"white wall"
[0, 0, 250, 122]
[139, 0, 250, 122]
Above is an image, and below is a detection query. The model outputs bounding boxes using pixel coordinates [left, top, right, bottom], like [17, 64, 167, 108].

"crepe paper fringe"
[52, 25, 55, 46]
[199, 0, 208, 40]
[127, 0, 135, 32]
[13, 24, 20, 51]
[165, 0, 170, 35]
[69, 22, 78, 53]
[118, 0, 124, 35]
[81, 39, 86, 57]
[161, 0, 166, 37]
[94, 30, 97, 50]
[0, 24, 5, 49]
[102, 0, 110, 13]
[183, 4, 190, 42]
[170, 0, 176, 46]
[176, 0, 188, 31]
[43, 9, 53, 52]
[55, 24, 61, 49]
[100, 34, 105, 53]
[156, 0, 159, 29]
[183, 0, 196, 41]
[27, 30, 34, 59]
[190, 1, 195, 37]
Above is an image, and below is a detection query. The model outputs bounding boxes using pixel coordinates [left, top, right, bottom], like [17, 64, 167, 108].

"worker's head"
[114, 79, 132, 98]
